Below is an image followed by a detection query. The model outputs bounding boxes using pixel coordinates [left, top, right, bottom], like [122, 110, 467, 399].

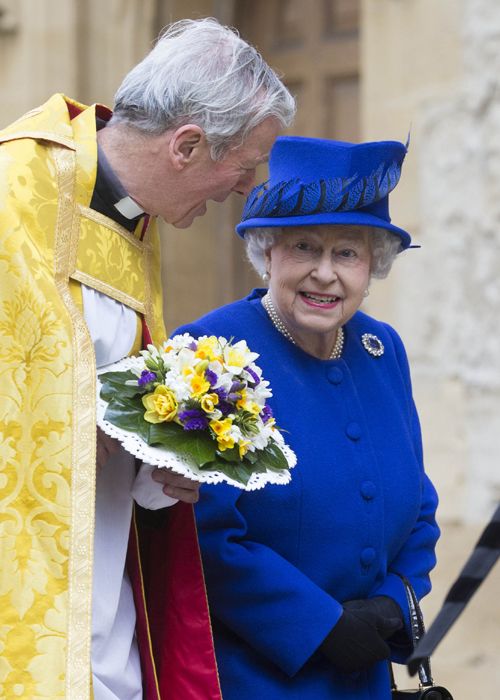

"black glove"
[343, 596, 404, 640]
[320, 597, 403, 674]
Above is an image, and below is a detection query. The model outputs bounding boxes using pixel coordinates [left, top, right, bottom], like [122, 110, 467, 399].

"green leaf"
[104, 396, 150, 440]
[99, 370, 138, 385]
[198, 458, 253, 486]
[243, 450, 259, 465]
[250, 442, 289, 472]
[146, 423, 217, 466]
[217, 446, 241, 463]
[99, 370, 144, 401]
[233, 463, 252, 485]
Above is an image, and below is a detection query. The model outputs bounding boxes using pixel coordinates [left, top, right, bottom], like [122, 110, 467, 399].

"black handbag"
[390, 577, 454, 700]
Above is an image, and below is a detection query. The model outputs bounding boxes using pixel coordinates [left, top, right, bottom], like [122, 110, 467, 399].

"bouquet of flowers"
[96, 334, 296, 490]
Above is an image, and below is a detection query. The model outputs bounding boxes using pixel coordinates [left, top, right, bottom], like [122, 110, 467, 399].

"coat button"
[345, 422, 362, 440]
[360, 481, 376, 500]
[360, 547, 376, 567]
[327, 367, 344, 385]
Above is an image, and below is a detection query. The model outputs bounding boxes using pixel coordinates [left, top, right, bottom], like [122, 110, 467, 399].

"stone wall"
[362, 0, 500, 694]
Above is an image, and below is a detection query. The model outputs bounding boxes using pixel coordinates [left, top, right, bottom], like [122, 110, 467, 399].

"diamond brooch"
[361, 333, 384, 357]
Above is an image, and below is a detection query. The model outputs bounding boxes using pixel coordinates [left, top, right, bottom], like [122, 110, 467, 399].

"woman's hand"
[343, 596, 404, 640]
[320, 596, 403, 674]
[150, 467, 201, 503]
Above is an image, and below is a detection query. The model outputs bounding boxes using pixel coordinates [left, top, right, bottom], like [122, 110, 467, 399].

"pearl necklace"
[262, 292, 344, 360]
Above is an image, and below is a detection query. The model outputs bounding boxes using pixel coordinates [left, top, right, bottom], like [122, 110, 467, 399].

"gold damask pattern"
[53, 143, 96, 700]
[0, 94, 165, 699]
[0, 135, 74, 700]
[72, 208, 148, 313]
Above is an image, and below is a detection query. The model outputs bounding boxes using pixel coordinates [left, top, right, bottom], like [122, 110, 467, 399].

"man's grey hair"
[244, 227, 402, 279]
[110, 17, 296, 160]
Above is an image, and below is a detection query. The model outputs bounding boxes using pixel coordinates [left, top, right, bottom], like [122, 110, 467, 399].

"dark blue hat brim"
[236, 211, 412, 250]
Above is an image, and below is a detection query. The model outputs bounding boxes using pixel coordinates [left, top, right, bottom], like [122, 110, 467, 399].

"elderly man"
[0, 17, 294, 700]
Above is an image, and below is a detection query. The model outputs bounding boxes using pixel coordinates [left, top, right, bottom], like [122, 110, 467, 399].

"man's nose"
[233, 169, 256, 196]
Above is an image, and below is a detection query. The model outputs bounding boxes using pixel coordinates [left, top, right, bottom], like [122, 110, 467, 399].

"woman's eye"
[337, 248, 357, 258]
[295, 242, 312, 252]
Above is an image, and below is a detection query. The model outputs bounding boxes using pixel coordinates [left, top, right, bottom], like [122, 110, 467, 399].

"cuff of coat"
[280, 599, 344, 677]
[371, 573, 412, 662]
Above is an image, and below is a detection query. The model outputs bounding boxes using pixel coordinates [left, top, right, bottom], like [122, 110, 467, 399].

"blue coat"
[176, 289, 439, 700]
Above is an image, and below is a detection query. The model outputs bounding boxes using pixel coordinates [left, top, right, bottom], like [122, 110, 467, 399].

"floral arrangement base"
[97, 355, 296, 491]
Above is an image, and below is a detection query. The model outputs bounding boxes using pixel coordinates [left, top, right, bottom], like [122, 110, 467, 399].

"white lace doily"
[96, 357, 296, 491]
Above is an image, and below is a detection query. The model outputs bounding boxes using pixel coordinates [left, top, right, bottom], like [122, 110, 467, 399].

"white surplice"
[82, 285, 175, 700]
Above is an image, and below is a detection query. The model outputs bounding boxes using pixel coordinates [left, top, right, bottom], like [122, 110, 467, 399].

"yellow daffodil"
[238, 439, 251, 458]
[209, 418, 233, 436]
[200, 393, 219, 413]
[190, 374, 210, 398]
[248, 402, 262, 416]
[195, 336, 222, 362]
[236, 391, 261, 416]
[236, 389, 247, 409]
[217, 434, 236, 451]
[142, 385, 178, 423]
[223, 339, 259, 373]
[224, 347, 247, 370]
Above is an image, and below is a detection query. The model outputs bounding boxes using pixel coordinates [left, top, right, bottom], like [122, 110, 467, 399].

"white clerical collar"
[114, 196, 145, 220]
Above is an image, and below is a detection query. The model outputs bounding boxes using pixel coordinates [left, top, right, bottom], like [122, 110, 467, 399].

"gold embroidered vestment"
[0, 94, 165, 699]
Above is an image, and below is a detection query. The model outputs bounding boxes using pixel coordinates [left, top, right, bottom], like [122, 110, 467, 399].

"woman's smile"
[299, 291, 342, 309]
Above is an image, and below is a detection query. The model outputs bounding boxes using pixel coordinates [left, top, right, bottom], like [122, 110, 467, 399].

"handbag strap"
[400, 575, 434, 687]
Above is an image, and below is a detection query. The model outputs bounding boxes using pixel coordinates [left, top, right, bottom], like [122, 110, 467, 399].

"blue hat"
[236, 135, 411, 250]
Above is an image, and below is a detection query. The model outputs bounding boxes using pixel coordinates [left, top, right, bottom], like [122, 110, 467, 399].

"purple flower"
[244, 366, 260, 386]
[205, 369, 218, 387]
[230, 380, 245, 392]
[211, 387, 232, 415]
[261, 404, 274, 423]
[138, 369, 157, 386]
[178, 409, 209, 431]
[217, 400, 233, 417]
[188, 341, 197, 351]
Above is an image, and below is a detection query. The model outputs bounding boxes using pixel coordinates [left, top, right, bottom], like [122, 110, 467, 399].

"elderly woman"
[176, 136, 439, 700]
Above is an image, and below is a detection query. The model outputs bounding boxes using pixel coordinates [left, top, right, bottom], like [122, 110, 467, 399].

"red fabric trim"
[142, 316, 153, 347]
[66, 102, 82, 120]
[127, 513, 161, 700]
[66, 99, 112, 122]
[95, 103, 113, 122]
[139, 215, 150, 241]
[139, 503, 222, 700]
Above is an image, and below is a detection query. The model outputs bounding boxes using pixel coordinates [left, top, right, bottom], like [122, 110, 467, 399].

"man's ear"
[168, 124, 206, 170]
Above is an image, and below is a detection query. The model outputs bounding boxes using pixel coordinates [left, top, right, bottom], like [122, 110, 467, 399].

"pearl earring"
[262, 271, 270, 283]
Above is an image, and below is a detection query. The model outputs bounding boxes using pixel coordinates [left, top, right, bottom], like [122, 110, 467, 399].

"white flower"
[166, 333, 195, 351]
[163, 369, 191, 401]
[253, 379, 273, 403]
[223, 340, 259, 374]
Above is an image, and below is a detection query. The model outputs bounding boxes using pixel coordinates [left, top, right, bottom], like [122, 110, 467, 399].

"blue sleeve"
[372, 324, 440, 662]
[196, 483, 342, 677]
